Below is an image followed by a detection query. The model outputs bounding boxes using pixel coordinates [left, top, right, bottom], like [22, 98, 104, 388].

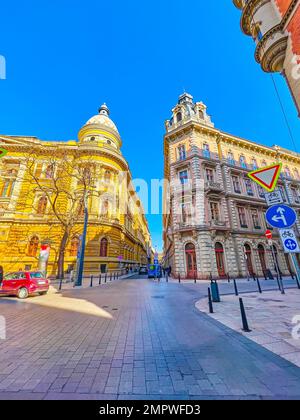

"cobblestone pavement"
[0, 276, 300, 400]
[197, 289, 300, 368]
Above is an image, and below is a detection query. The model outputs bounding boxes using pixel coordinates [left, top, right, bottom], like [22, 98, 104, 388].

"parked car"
[0, 271, 49, 299]
[139, 266, 148, 275]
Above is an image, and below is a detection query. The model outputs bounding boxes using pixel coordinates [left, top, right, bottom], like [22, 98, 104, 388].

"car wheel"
[17, 287, 29, 300]
[39, 292, 47, 296]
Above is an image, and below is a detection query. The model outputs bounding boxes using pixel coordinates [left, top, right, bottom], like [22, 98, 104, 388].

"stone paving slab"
[0, 277, 300, 400]
[196, 290, 300, 368]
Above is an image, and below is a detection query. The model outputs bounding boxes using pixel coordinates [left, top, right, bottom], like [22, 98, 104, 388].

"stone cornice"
[164, 120, 300, 164]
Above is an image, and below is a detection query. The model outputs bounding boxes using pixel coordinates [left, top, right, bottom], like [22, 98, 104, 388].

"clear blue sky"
[1, 1, 299, 251]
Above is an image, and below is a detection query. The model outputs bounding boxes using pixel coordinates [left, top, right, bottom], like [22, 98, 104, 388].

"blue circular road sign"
[284, 239, 298, 251]
[265, 205, 297, 229]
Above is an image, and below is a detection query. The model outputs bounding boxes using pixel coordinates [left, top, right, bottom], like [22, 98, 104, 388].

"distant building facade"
[163, 93, 300, 279]
[233, 0, 300, 115]
[0, 105, 151, 276]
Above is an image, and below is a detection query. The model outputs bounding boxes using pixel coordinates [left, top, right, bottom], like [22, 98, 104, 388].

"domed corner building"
[0, 104, 152, 278]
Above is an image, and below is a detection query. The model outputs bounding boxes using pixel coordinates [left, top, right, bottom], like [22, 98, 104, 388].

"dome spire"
[99, 103, 110, 117]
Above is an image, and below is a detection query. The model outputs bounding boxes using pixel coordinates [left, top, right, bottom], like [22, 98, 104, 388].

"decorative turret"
[165, 93, 214, 132]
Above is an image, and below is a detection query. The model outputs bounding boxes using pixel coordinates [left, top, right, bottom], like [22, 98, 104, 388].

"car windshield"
[30, 272, 44, 279]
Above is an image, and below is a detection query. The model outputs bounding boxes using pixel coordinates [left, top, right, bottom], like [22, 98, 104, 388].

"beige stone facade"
[233, 0, 300, 116]
[163, 93, 300, 279]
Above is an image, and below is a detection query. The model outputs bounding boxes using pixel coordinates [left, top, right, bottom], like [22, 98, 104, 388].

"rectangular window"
[35, 164, 43, 178]
[179, 170, 189, 185]
[178, 145, 186, 161]
[232, 176, 241, 194]
[203, 144, 211, 159]
[251, 210, 261, 229]
[206, 168, 214, 183]
[1, 180, 15, 198]
[237, 207, 248, 228]
[210, 202, 220, 222]
[257, 185, 265, 198]
[278, 186, 287, 202]
[245, 179, 254, 196]
[292, 188, 300, 204]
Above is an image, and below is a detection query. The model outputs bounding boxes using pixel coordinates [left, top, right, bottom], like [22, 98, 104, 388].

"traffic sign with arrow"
[265, 205, 297, 229]
[279, 229, 300, 253]
[248, 163, 282, 193]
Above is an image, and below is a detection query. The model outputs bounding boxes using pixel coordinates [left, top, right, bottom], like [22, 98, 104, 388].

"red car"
[0, 271, 49, 299]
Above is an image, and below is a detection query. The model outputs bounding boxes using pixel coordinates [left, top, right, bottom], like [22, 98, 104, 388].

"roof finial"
[99, 103, 110, 117]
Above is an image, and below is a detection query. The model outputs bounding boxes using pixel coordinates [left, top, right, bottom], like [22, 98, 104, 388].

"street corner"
[196, 289, 300, 368]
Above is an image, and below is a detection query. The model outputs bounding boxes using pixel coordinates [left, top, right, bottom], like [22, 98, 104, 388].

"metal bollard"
[110, 273, 113, 282]
[194, 275, 197, 284]
[105, 274, 107, 283]
[208, 288, 214, 314]
[166, 273, 169, 283]
[99, 274, 102, 285]
[239, 298, 251, 332]
[59, 278, 63, 291]
[227, 273, 231, 283]
[279, 277, 285, 295]
[90, 275, 94, 288]
[233, 279, 239, 296]
[295, 274, 300, 290]
[178, 274, 181, 284]
[256, 277, 262, 294]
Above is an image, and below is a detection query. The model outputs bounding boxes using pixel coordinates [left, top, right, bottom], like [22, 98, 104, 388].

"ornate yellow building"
[0, 104, 151, 277]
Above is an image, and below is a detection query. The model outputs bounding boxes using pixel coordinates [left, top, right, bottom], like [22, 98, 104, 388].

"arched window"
[199, 110, 204, 119]
[258, 244, 267, 273]
[100, 238, 108, 257]
[104, 170, 111, 183]
[28, 236, 39, 257]
[70, 236, 80, 257]
[101, 199, 109, 216]
[176, 112, 182, 123]
[37, 196, 48, 215]
[244, 244, 254, 276]
[294, 169, 300, 180]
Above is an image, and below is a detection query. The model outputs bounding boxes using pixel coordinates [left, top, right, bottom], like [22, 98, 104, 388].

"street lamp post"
[74, 191, 89, 288]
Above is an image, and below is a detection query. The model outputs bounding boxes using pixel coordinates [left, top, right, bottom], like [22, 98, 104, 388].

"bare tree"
[17, 148, 98, 279]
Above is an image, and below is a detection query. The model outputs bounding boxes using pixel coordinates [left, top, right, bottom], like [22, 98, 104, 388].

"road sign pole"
[270, 244, 283, 293]
[291, 254, 300, 289]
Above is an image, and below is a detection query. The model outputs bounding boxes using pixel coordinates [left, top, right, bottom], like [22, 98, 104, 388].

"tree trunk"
[57, 229, 70, 279]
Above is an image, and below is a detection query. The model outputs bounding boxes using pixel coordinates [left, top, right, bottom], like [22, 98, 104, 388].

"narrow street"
[0, 276, 300, 400]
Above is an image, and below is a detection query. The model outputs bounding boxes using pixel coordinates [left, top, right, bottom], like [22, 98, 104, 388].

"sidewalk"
[50, 272, 137, 291]
[196, 289, 300, 368]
